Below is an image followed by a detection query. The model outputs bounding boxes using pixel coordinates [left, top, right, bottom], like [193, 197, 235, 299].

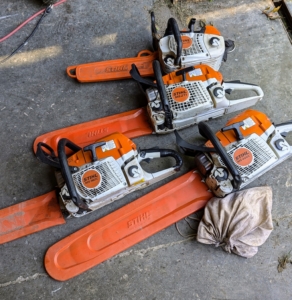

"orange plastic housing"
[162, 64, 223, 85]
[67, 133, 137, 167]
[0, 191, 65, 244]
[204, 25, 221, 36]
[45, 170, 213, 281]
[215, 109, 273, 147]
[67, 50, 158, 83]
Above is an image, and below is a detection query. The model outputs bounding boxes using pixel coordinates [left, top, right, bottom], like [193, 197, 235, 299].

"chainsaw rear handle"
[198, 122, 242, 189]
[139, 148, 183, 171]
[223, 81, 264, 101]
[164, 18, 182, 66]
[153, 60, 173, 129]
[57, 138, 89, 211]
[275, 121, 292, 136]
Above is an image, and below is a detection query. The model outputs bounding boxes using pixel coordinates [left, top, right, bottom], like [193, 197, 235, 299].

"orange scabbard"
[33, 107, 152, 155]
[45, 171, 213, 281]
[67, 50, 158, 83]
[0, 191, 65, 244]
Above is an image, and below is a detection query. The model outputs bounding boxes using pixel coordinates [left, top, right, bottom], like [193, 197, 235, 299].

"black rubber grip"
[164, 18, 182, 66]
[174, 130, 216, 154]
[198, 122, 242, 189]
[188, 18, 196, 33]
[130, 64, 157, 88]
[57, 138, 88, 210]
[36, 142, 60, 169]
[153, 60, 173, 129]
[140, 148, 183, 171]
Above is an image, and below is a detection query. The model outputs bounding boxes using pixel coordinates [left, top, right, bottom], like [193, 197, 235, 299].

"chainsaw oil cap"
[171, 86, 190, 102]
[81, 169, 101, 189]
[181, 35, 193, 49]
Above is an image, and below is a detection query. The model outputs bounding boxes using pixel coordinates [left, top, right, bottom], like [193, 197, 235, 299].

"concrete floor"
[1, 0, 292, 298]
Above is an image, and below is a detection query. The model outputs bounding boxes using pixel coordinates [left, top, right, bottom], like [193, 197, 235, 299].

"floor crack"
[0, 273, 48, 288]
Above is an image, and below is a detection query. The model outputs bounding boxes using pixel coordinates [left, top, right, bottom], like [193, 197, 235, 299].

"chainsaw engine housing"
[159, 32, 226, 73]
[51, 133, 182, 217]
[195, 110, 292, 197]
[144, 63, 263, 134]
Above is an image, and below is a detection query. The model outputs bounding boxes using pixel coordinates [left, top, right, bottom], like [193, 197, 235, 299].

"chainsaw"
[33, 60, 264, 155]
[0, 132, 182, 243]
[66, 12, 232, 83]
[175, 109, 292, 197]
[131, 60, 263, 134]
[42, 109, 292, 281]
[152, 13, 235, 74]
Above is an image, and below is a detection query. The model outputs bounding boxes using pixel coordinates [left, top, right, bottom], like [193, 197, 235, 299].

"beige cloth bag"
[196, 186, 273, 258]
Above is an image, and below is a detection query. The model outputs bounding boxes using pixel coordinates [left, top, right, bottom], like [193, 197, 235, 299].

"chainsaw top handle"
[198, 122, 242, 190]
[164, 18, 182, 66]
[57, 138, 89, 211]
[153, 60, 173, 129]
[139, 148, 183, 171]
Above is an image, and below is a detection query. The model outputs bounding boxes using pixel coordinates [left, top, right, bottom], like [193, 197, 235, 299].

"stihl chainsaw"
[0, 132, 182, 243]
[66, 12, 234, 83]
[43, 109, 292, 281]
[176, 109, 292, 197]
[152, 13, 235, 74]
[33, 60, 264, 154]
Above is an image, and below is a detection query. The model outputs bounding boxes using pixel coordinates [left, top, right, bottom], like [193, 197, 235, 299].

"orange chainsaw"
[66, 12, 234, 83]
[0, 132, 182, 243]
[33, 60, 263, 154]
[43, 109, 292, 281]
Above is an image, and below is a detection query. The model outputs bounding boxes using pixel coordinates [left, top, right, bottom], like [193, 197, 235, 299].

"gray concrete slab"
[1, 0, 292, 299]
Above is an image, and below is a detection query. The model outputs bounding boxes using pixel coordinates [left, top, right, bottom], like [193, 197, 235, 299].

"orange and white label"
[233, 147, 254, 167]
[181, 36, 193, 49]
[171, 86, 189, 102]
[82, 169, 101, 189]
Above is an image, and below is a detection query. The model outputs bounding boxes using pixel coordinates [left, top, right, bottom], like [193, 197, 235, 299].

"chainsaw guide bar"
[33, 107, 152, 155]
[44, 171, 212, 281]
[0, 191, 65, 245]
[66, 50, 158, 83]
